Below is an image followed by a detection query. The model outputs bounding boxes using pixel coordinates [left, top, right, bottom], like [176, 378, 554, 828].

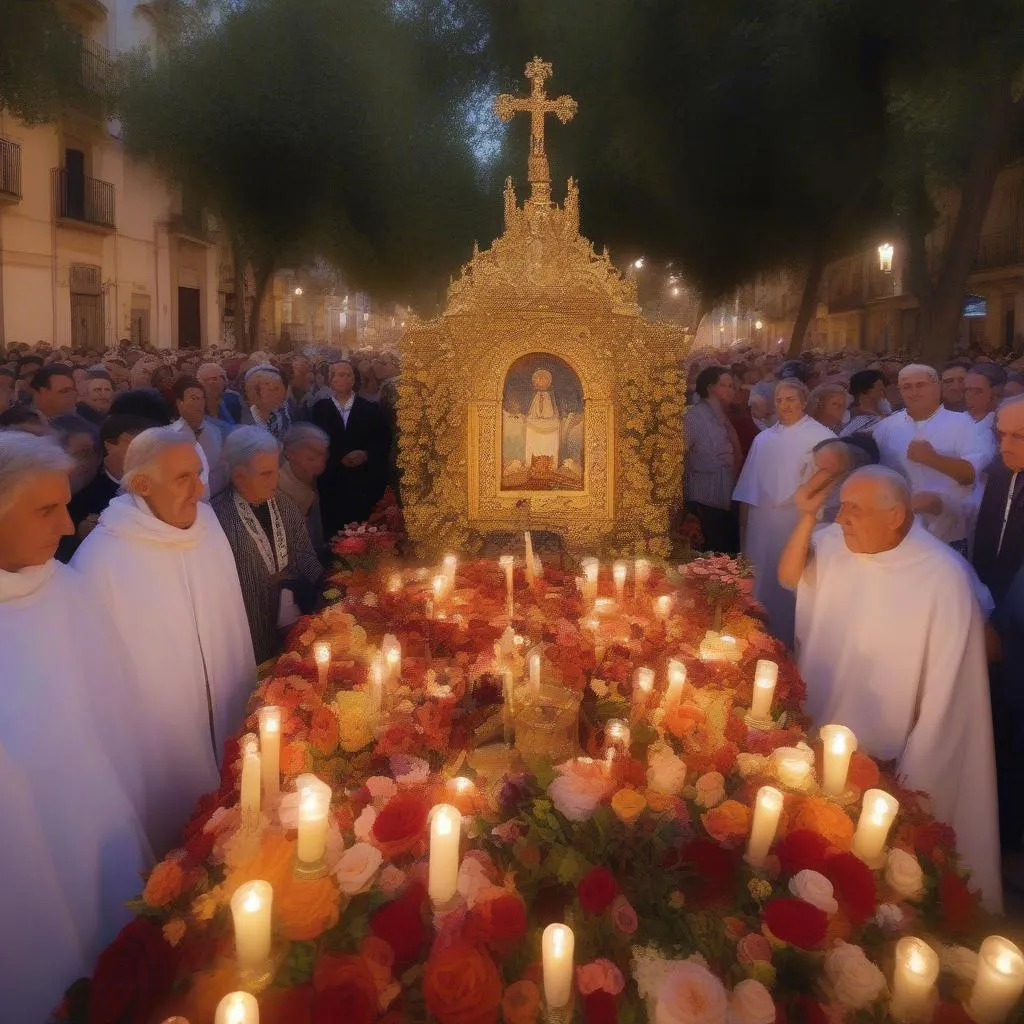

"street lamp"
[754, 319, 763, 331]
[877, 243, 894, 274]
[633, 258, 645, 270]
[294, 287, 303, 296]
[671, 286, 680, 297]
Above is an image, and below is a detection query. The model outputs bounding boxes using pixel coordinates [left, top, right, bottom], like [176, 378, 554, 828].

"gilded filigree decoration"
[398, 58, 689, 559]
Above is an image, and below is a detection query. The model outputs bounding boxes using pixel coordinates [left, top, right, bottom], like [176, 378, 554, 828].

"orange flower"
[179, 964, 239, 1024]
[142, 858, 185, 908]
[701, 799, 751, 846]
[611, 788, 647, 825]
[789, 796, 855, 851]
[846, 751, 880, 796]
[277, 874, 341, 941]
[222, 831, 296, 900]
[281, 740, 311, 776]
[502, 979, 541, 1024]
[309, 705, 340, 756]
[664, 703, 706, 739]
[313, 952, 378, 995]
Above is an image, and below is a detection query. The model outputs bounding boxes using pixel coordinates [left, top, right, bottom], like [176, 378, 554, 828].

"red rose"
[372, 791, 428, 858]
[261, 985, 313, 1024]
[939, 872, 977, 933]
[312, 980, 376, 1024]
[912, 820, 957, 856]
[777, 996, 828, 1024]
[88, 919, 177, 1024]
[370, 882, 428, 966]
[931, 1003, 975, 1024]
[762, 899, 828, 950]
[679, 840, 739, 909]
[577, 867, 619, 915]
[822, 852, 876, 925]
[424, 942, 503, 1024]
[469, 893, 528, 951]
[585, 991, 618, 1024]
[776, 830, 830, 877]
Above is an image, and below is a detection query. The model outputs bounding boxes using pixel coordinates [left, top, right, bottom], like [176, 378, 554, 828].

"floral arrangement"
[331, 489, 406, 558]
[85, 559, 1001, 1024]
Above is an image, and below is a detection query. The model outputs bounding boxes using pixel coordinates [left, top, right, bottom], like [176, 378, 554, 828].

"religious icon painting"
[501, 353, 584, 491]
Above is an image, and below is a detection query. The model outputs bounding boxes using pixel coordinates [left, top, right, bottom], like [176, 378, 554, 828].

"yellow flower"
[669, 891, 686, 910]
[335, 691, 375, 753]
[748, 878, 772, 902]
[162, 918, 187, 947]
[611, 788, 647, 825]
[191, 890, 221, 923]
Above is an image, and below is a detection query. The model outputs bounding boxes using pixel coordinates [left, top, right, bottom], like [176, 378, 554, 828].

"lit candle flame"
[313, 642, 331, 666]
[997, 951, 1015, 974]
[243, 890, 261, 913]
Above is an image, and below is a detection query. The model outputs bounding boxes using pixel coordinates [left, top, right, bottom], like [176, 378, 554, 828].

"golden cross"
[494, 57, 577, 205]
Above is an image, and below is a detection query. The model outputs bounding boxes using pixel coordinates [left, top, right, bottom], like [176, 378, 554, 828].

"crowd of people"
[682, 344, 1024, 908]
[4, 332, 1024, 1015]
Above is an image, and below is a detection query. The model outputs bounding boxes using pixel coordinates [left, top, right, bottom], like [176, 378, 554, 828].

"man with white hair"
[874, 363, 994, 552]
[779, 465, 1001, 910]
[72, 426, 256, 854]
[213, 426, 324, 664]
[0, 433, 151, 1019]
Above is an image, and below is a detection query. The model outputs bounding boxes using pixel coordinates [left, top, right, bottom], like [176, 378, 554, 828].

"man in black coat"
[309, 360, 390, 539]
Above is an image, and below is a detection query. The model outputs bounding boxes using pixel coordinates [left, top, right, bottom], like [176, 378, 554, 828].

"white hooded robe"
[795, 522, 1002, 911]
[72, 495, 256, 854]
[0, 561, 152, 1019]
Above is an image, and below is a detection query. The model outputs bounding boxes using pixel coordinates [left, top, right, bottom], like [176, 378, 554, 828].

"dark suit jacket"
[310, 394, 390, 537]
[68, 470, 119, 526]
[973, 462, 1024, 605]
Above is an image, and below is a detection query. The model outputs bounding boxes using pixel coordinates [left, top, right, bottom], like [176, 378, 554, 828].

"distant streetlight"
[671, 286, 680, 297]
[633, 258, 645, 270]
[754, 319, 764, 331]
[294, 287, 303, 296]
[878, 242, 894, 274]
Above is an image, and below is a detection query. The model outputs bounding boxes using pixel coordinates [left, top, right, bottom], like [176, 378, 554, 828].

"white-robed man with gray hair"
[72, 426, 256, 855]
[212, 426, 324, 664]
[873, 363, 995, 552]
[779, 465, 1001, 911]
[0, 433, 152, 1020]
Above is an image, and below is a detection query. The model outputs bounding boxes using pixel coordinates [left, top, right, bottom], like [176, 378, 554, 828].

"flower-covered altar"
[86, 551, 1022, 1024]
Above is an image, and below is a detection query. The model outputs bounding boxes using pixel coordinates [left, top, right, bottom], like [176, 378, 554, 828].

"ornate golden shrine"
[397, 58, 687, 558]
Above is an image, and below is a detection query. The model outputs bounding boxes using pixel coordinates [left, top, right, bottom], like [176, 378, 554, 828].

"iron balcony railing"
[52, 167, 116, 228]
[0, 138, 21, 199]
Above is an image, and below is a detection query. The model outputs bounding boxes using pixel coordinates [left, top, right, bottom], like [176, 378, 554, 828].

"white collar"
[0, 559, 58, 603]
[250, 404, 268, 425]
[333, 393, 355, 415]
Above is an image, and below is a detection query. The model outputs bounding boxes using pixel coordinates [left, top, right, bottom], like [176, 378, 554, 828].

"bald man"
[779, 466, 1001, 911]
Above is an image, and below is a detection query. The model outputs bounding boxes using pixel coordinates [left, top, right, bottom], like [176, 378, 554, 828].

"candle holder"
[543, 1003, 573, 1024]
[513, 685, 581, 764]
[294, 855, 328, 880]
[743, 710, 775, 731]
[234, 947, 284, 994]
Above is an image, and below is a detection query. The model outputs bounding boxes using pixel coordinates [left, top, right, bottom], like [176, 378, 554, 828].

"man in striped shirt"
[683, 366, 742, 554]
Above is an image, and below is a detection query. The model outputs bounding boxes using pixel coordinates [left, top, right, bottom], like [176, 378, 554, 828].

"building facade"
[0, 0, 227, 354]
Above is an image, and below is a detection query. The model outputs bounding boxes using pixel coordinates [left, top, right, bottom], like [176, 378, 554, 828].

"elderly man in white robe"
[72, 427, 256, 855]
[0, 433, 151, 1021]
[732, 378, 835, 645]
[779, 465, 1001, 910]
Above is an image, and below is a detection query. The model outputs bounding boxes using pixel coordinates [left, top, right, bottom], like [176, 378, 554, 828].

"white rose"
[885, 849, 925, 901]
[824, 942, 887, 1011]
[648, 747, 688, 796]
[874, 903, 906, 932]
[789, 870, 839, 916]
[655, 961, 728, 1024]
[548, 773, 610, 821]
[333, 841, 383, 894]
[729, 979, 776, 1024]
[353, 805, 377, 841]
[940, 945, 979, 983]
[456, 857, 493, 906]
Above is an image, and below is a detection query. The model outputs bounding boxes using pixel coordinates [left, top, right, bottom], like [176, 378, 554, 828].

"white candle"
[581, 557, 599, 609]
[750, 660, 778, 720]
[258, 706, 281, 798]
[428, 803, 461, 905]
[746, 785, 784, 867]
[297, 781, 331, 865]
[612, 560, 627, 603]
[851, 789, 899, 866]
[773, 746, 814, 789]
[654, 594, 674, 620]
[524, 531, 536, 587]
[542, 923, 575, 1008]
[368, 655, 384, 722]
[382, 634, 401, 682]
[432, 574, 446, 608]
[664, 660, 687, 711]
[890, 937, 939, 1022]
[502, 669, 514, 744]
[442, 553, 458, 584]
[215, 992, 259, 1024]
[633, 667, 655, 710]
[528, 651, 542, 694]
[500, 625, 516, 660]
[820, 724, 856, 797]
[604, 718, 630, 757]
[240, 743, 261, 827]
[230, 880, 272, 969]
[499, 555, 515, 607]
[313, 641, 331, 688]
[387, 573, 402, 594]
[634, 558, 651, 598]
[968, 936, 1024, 1024]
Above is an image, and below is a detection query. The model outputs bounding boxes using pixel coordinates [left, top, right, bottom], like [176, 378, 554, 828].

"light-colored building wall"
[0, 0, 227, 354]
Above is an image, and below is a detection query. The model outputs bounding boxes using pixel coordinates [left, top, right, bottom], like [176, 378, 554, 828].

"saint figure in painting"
[501, 354, 583, 491]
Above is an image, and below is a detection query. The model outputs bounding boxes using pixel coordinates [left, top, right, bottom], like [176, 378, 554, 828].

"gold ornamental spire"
[494, 57, 577, 207]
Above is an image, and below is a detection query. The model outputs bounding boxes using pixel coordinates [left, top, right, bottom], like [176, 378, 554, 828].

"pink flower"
[577, 959, 626, 996]
[378, 865, 407, 895]
[491, 820, 524, 844]
[610, 895, 638, 935]
[736, 933, 772, 966]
